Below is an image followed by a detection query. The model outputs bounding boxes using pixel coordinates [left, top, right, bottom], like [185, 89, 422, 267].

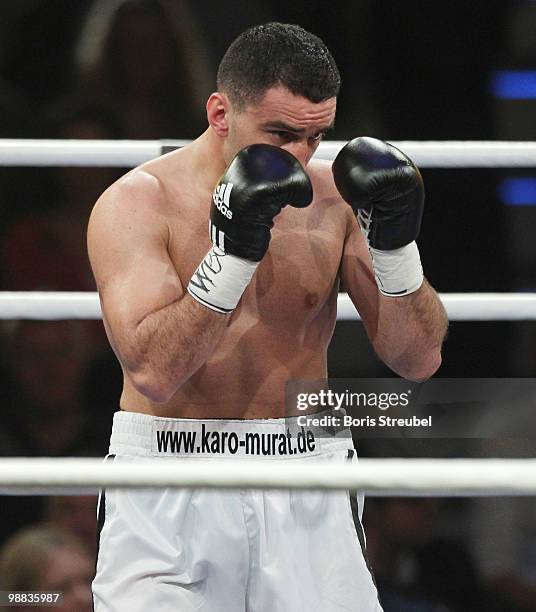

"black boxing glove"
[188, 144, 313, 313]
[332, 136, 424, 296]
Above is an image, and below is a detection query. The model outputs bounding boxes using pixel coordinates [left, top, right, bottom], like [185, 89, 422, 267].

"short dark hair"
[217, 22, 340, 109]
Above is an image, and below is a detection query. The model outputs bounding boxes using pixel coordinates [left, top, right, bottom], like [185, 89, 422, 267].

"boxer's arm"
[87, 172, 228, 403]
[339, 211, 447, 381]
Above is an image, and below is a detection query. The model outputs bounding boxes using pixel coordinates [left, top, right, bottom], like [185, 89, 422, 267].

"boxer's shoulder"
[92, 169, 166, 225]
[88, 169, 174, 269]
[92, 148, 190, 226]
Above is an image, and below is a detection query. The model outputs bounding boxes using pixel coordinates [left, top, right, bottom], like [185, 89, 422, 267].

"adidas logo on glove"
[213, 183, 234, 219]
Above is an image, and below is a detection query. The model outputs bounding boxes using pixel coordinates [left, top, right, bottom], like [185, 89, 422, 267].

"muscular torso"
[111, 147, 353, 418]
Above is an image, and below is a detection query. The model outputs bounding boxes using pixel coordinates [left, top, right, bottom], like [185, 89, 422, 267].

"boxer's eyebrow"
[262, 121, 305, 134]
[262, 120, 336, 134]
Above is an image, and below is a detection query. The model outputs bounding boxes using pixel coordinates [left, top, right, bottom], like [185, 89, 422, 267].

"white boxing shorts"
[92, 411, 383, 612]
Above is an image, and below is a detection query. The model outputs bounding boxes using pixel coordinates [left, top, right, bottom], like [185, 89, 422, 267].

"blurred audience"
[0, 1, 92, 113]
[471, 439, 536, 611]
[74, 0, 213, 139]
[0, 80, 31, 138]
[0, 317, 115, 546]
[0, 216, 92, 291]
[0, 97, 125, 292]
[43, 495, 99, 558]
[45, 95, 126, 221]
[1, 0, 91, 115]
[189, 0, 273, 63]
[472, 496, 536, 611]
[365, 498, 484, 611]
[0, 526, 93, 612]
[1, 320, 109, 457]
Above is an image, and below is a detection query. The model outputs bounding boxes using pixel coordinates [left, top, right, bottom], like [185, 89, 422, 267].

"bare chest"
[168, 194, 346, 324]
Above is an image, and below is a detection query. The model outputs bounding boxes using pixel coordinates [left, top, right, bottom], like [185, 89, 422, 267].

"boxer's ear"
[207, 92, 230, 137]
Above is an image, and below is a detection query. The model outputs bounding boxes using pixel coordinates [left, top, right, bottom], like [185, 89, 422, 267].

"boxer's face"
[225, 85, 336, 168]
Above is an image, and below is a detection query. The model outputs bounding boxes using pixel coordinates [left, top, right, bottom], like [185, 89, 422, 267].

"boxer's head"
[217, 22, 340, 110]
[208, 23, 339, 167]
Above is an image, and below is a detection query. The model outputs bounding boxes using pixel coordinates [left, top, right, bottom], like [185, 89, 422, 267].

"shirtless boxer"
[89, 23, 447, 611]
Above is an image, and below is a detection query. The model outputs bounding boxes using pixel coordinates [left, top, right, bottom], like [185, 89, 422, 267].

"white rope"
[0, 292, 100, 320]
[322, 140, 536, 168]
[1, 458, 535, 496]
[0, 292, 535, 321]
[0, 139, 180, 167]
[1, 139, 536, 167]
[338, 293, 536, 321]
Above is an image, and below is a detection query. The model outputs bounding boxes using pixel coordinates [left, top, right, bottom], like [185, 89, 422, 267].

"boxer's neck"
[190, 128, 228, 188]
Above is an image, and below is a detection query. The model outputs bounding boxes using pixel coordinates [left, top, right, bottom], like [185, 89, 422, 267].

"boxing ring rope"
[1, 139, 535, 497]
[0, 291, 535, 321]
[1, 458, 536, 497]
[1, 139, 536, 167]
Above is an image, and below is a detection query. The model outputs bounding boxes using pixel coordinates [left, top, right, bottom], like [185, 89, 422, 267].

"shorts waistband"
[109, 411, 353, 459]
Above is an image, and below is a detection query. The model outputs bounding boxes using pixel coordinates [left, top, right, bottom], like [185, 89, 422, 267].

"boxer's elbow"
[388, 349, 442, 382]
[125, 345, 196, 402]
[384, 350, 441, 382]
[129, 365, 178, 404]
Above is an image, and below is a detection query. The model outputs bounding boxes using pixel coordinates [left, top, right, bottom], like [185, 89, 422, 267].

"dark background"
[0, 1, 535, 610]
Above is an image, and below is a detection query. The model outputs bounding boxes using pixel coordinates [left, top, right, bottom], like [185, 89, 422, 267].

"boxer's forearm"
[124, 294, 228, 403]
[334, 137, 446, 381]
[372, 279, 448, 381]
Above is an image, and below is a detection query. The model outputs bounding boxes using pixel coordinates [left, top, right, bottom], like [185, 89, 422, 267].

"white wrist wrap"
[187, 247, 258, 314]
[369, 241, 424, 296]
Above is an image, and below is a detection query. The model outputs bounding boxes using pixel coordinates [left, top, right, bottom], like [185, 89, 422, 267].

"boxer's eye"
[310, 132, 325, 143]
[268, 130, 296, 142]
